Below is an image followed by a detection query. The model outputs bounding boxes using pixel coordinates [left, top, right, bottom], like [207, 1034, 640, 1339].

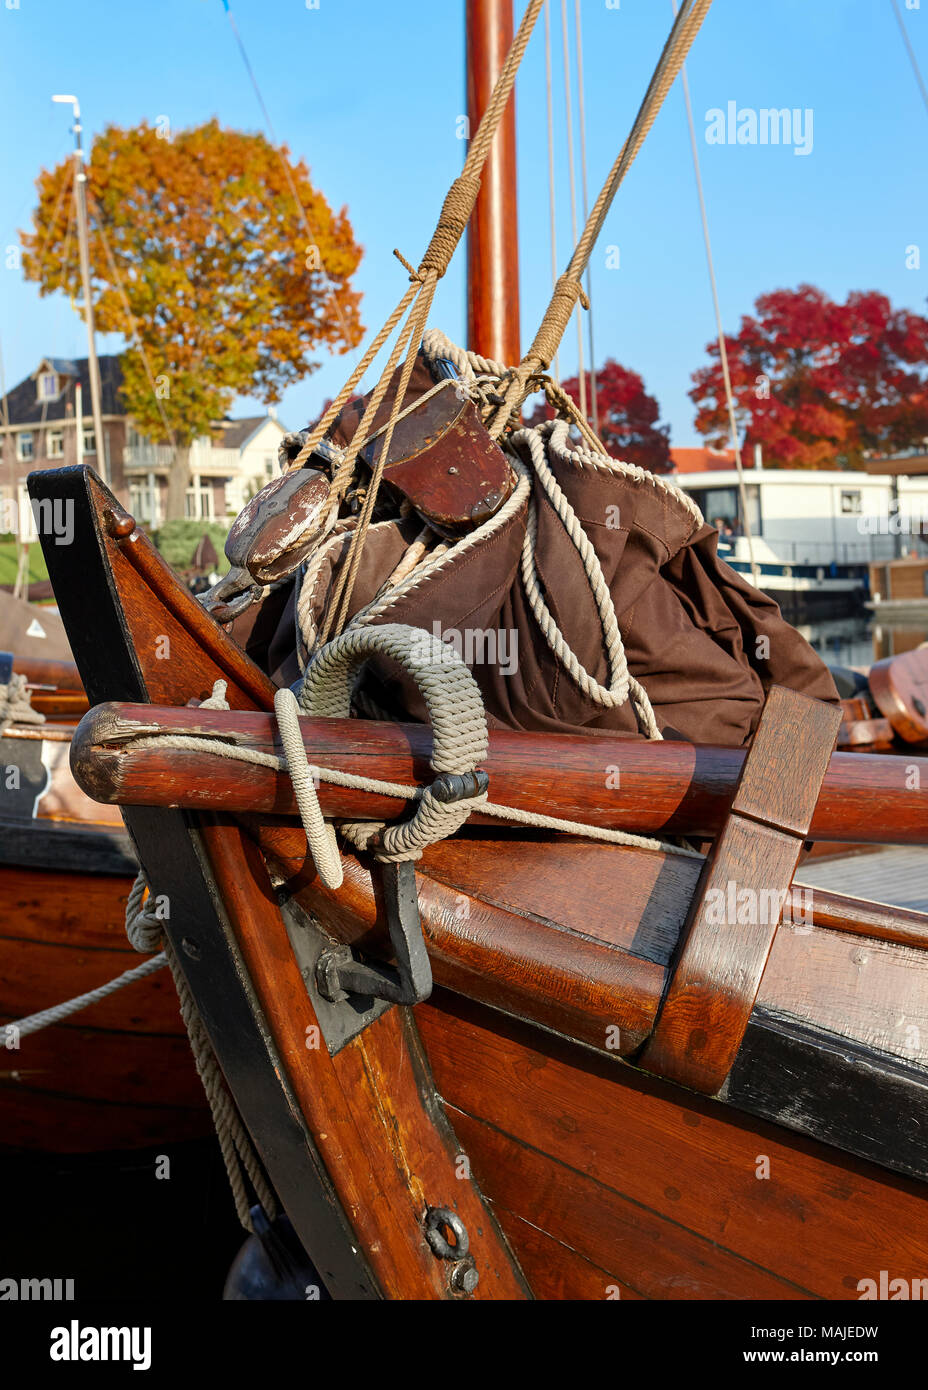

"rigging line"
[574, 0, 598, 437]
[544, 0, 561, 383]
[31, 159, 75, 274]
[57, 189, 77, 296]
[488, 0, 713, 438]
[560, 0, 586, 420]
[567, 0, 713, 282]
[219, 0, 360, 367]
[890, 0, 928, 119]
[671, 0, 758, 587]
[88, 195, 179, 452]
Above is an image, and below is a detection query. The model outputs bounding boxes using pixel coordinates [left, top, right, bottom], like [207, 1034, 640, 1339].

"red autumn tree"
[528, 359, 671, 473]
[689, 285, 928, 470]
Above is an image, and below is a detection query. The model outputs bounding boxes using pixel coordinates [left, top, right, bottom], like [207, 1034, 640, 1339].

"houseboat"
[672, 461, 928, 619]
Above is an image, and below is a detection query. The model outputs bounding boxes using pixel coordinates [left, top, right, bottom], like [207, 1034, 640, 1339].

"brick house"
[0, 355, 286, 535]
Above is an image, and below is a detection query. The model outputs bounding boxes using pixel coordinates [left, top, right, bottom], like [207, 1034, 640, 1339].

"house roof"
[670, 445, 747, 474]
[3, 355, 124, 426]
[217, 416, 269, 450]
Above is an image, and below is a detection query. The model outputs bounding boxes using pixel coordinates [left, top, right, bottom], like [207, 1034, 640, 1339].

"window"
[129, 480, 160, 527]
[47, 429, 64, 459]
[185, 477, 215, 520]
[686, 483, 762, 537]
[841, 490, 862, 514]
[264, 455, 275, 479]
[82, 429, 96, 455]
[16, 431, 34, 462]
[37, 372, 58, 401]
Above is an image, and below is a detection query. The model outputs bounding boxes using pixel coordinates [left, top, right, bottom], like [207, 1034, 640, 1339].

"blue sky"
[1, 0, 926, 446]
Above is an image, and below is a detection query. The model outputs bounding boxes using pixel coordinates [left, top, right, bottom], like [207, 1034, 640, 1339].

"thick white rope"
[418, 332, 708, 739]
[124, 842, 278, 1232]
[298, 623, 489, 861]
[274, 687, 343, 889]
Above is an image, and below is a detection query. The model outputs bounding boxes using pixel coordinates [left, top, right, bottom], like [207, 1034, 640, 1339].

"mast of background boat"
[52, 96, 108, 485]
[466, 0, 521, 363]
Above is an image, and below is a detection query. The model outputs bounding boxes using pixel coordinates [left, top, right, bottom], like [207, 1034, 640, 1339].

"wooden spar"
[72, 700, 928, 845]
[466, 0, 521, 363]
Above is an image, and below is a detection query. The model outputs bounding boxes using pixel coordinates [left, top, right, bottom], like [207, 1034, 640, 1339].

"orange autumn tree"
[21, 119, 363, 517]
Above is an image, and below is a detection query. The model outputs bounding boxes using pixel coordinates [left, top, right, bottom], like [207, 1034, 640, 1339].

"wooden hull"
[28, 464, 928, 1298]
[418, 991, 928, 1299]
[0, 728, 209, 1152]
[0, 860, 210, 1151]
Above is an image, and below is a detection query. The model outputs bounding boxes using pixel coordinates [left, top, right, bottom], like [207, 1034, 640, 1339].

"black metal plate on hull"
[726, 1009, 928, 1185]
[28, 465, 380, 1299]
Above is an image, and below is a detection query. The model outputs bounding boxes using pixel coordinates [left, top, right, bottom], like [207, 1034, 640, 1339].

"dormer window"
[37, 372, 58, 401]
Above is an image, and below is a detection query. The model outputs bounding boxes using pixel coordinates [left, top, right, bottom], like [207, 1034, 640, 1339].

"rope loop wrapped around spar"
[297, 622, 489, 861]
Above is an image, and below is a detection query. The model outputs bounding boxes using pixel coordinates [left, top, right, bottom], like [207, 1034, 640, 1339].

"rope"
[4, 952, 168, 1039]
[268, 0, 546, 649]
[544, 0, 561, 383]
[417, 330, 703, 738]
[299, 623, 489, 861]
[515, 421, 656, 731]
[125, 833, 278, 1232]
[574, 0, 599, 435]
[167, 932, 278, 1232]
[274, 687, 343, 888]
[487, 0, 714, 438]
[890, 0, 928, 121]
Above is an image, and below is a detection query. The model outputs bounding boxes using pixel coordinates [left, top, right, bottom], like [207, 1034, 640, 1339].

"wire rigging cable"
[559, 0, 586, 419]
[573, 0, 599, 436]
[219, 0, 359, 363]
[890, 0, 928, 119]
[671, 0, 759, 586]
[544, 0, 561, 383]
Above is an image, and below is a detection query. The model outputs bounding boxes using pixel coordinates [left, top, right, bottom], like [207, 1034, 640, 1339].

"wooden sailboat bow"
[25, 0, 928, 1301]
[32, 466, 528, 1299]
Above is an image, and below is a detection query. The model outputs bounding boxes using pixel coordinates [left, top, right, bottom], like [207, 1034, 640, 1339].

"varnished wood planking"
[0, 1026, 204, 1107]
[450, 1110, 813, 1300]
[0, 1085, 210, 1152]
[0, 853, 208, 1150]
[489, 1206, 645, 1301]
[416, 993, 928, 1300]
[275, 837, 663, 1056]
[0, 864, 137, 950]
[272, 824, 928, 1070]
[761, 921, 928, 1066]
[0, 935, 187, 1035]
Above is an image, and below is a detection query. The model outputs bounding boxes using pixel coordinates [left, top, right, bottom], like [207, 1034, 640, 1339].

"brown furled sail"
[28, 462, 928, 1299]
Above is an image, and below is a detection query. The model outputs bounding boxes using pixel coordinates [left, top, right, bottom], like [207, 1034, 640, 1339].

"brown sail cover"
[250, 358, 838, 747]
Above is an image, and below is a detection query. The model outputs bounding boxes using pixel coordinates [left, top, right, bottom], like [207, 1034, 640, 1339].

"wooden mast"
[466, 0, 521, 363]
